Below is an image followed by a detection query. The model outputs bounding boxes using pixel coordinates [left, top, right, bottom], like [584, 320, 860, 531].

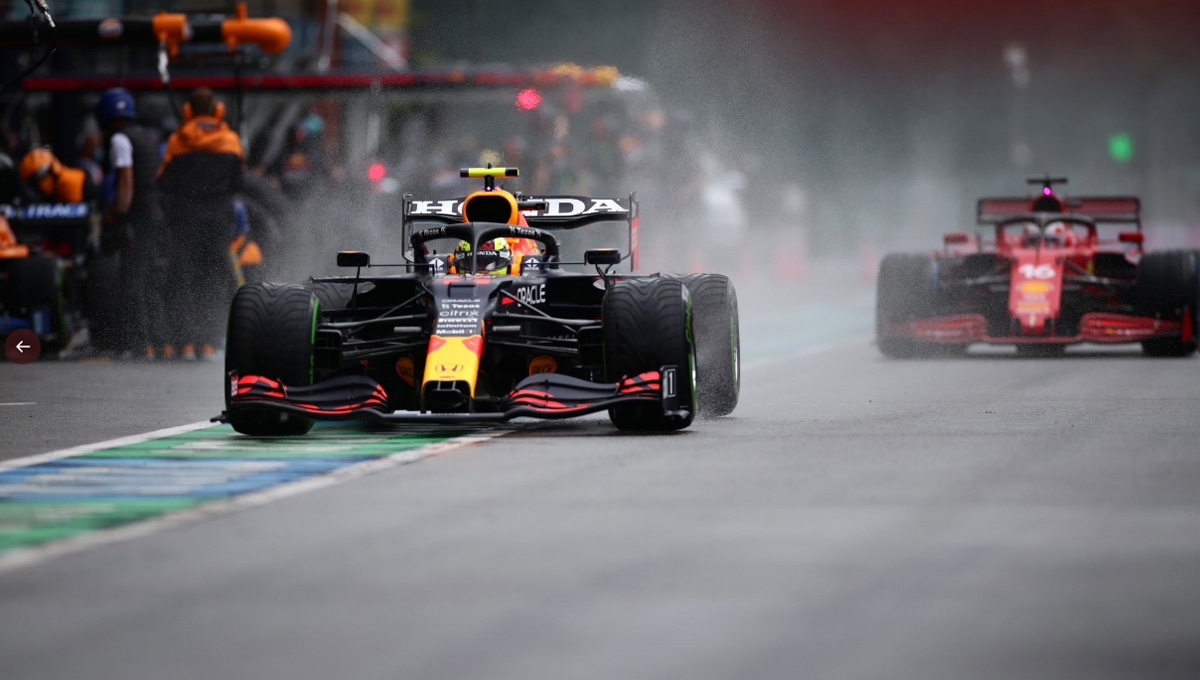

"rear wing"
[978, 196, 1141, 227]
[402, 193, 641, 270]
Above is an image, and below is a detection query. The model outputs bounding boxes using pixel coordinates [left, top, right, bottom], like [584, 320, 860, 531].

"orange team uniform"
[157, 109, 246, 352]
[19, 148, 91, 203]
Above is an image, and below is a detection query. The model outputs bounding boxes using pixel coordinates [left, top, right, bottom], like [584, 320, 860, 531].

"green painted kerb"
[0, 424, 468, 554]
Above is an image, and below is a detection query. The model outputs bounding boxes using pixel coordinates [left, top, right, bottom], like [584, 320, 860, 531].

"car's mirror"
[584, 248, 622, 266]
[943, 232, 971, 245]
[1118, 231, 1144, 244]
[517, 199, 549, 212]
[337, 251, 371, 268]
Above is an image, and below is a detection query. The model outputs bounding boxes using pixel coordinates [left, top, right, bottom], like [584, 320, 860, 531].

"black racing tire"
[603, 277, 696, 432]
[4, 255, 63, 335]
[670, 273, 740, 417]
[224, 283, 320, 436]
[876, 253, 938, 358]
[304, 280, 354, 311]
[1137, 250, 1199, 357]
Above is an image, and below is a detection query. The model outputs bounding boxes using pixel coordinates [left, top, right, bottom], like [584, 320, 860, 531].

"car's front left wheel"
[225, 283, 320, 436]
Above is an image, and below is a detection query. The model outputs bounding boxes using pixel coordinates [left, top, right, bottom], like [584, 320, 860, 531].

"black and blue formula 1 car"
[218, 167, 740, 435]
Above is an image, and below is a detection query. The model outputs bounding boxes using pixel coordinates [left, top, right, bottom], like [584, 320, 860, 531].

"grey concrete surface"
[2, 336, 1199, 680]
[0, 359, 224, 460]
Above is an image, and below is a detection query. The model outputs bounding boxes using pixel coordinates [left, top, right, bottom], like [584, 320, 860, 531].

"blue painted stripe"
[0, 457, 366, 502]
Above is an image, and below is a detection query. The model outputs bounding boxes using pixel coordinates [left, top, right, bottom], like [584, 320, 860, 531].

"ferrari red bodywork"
[876, 178, 1198, 356]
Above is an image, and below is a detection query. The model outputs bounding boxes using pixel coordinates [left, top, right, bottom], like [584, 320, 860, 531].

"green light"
[1109, 133, 1134, 163]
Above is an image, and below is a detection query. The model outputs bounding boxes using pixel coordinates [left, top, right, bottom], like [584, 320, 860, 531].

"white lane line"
[741, 334, 874, 370]
[0, 420, 217, 474]
[0, 428, 511, 575]
[0, 402, 36, 407]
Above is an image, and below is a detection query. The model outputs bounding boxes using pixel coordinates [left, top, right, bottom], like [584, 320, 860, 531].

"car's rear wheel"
[225, 283, 320, 436]
[670, 273, 739, 417]
[603, 278, 696, 431]
[876, 253, 942, 358]
[1137, 250, 1199, 357]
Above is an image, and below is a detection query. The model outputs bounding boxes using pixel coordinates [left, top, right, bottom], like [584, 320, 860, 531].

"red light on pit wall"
[368, 162, 386, 182]
[516, 88, 542, 110]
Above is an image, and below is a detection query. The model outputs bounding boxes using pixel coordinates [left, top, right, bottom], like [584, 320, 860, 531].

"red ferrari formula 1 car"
[877, 177, 1198, 357]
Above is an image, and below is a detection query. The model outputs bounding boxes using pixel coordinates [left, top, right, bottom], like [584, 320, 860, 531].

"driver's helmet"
[20, 147, 63, 198]
[1021, 223, 1042, 246]
[1044, 222, 1073, 247]
[450, 237, 514, 275]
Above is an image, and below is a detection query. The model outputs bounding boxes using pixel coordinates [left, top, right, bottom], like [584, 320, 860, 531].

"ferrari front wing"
[883, 312, 1188, 344]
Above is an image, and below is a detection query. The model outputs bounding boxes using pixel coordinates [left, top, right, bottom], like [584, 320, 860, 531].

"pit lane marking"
[0, 402, 36, 407]
[0, 420, 215, 474]
[0, 423, 511, 575]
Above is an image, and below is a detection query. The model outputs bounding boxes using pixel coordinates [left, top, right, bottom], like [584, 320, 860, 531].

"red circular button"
[5, 329, 40, 364]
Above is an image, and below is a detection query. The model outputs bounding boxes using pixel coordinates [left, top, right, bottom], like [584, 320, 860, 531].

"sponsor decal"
[410, 200, 461, 216]
[434, 298, 484, 337]
[436, 363, 461, 373]
[1018, 280, 1053, 294]
[1016, 303, 1051, 314]
[528, 197, 628, 217]
[515, 283, 546, 306]
[17, 203, 89, 220]
[412, 197, 628, 218]
[529, 355, 557, 375]
[414, 226, 449, 240]
[1018, 263, 1056, 279]
[394, 357, 415, 386]
[97, 18, 123, 39]
[507, 226, 540, 239]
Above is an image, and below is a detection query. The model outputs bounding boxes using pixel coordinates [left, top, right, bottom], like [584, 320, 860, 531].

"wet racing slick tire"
[876, 253, 946, 358]
[670, 273, 740, 417]
[225, 283, 320, 436]
[1137, 250, 1199, 357]
[603, 277, 696, 432]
